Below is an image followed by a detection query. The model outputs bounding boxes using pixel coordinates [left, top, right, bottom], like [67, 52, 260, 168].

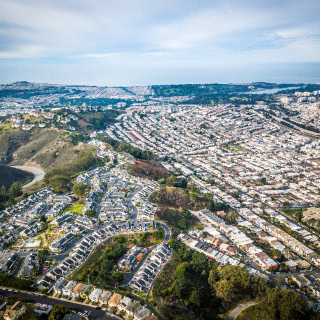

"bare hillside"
[8, 128, 92, 170]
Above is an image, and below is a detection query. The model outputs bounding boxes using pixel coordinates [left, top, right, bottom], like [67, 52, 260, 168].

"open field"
[65, 203, 85, 214]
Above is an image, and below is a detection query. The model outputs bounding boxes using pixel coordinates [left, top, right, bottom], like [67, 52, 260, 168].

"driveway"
[11, 165, 44, 188]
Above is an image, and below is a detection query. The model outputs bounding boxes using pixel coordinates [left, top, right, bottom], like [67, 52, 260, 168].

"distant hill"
[0, 165, 34, 189]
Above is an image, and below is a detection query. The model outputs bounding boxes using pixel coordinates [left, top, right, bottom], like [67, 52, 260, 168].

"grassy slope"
[0, 128, 93, 171]
[0, 128, 31, 163]
[150, 186, 207, 230]
[0, 164, 34, 188]
[65, 203, 85, 214]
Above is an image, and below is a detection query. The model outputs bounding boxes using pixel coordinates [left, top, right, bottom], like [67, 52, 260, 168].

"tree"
[38, 249, 49, 262]
[215, 279, 234, 302]
[136, 253, 143, 262]
[296, 209, 303, 222]
[9, 182, 22, 198]
[272, 248, 282, 260]
[266, 287, 307, 320]
[40, 221, 48, 231]
[49, 175, 70, 193]
[49, 304, 69, 320]
[0, 185, 8, 204]
[208, 199, 215, 211]
[225, 211, 238, 224]
[85, 209, 96, 217]
[0, 185, 7, 197]
[111, 271, 124, 283]
[166, 175, 177, 186]
[73, 183, 87, 197]
[261, 177, 267, 185]
[175, 178, 188, 188]
[283, 201, 290, 209]
[188, 289, 200, 307]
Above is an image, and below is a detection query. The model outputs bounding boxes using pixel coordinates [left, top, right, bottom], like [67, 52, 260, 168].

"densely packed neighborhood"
[1, 82, 320, 317]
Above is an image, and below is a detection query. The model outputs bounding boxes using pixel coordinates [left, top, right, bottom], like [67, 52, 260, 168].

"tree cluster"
[0, 182, 23, 208]
[265, 287, 308, 320]
[44, 151, 102, 192]
[208, 265, 267, 308]
[97, 134, 155, 161]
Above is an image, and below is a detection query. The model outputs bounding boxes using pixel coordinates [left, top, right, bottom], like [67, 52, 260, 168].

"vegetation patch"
[0, 272, 33, 290]
[65, 203, 84, 214]
[0, 129, 31, 164]
[150, 186, 209, 211]
[128, 161, 170, 181]
[44, 150, 103, 192]
[237, 287, 310, 320]
[97, 134, 156, 161]
[151, 240, 268, 320]
[71, 231, 164, 289]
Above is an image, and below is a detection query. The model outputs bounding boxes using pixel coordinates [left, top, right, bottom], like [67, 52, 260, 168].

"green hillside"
[0, 165, 34, 189]
[0, 128, 93, 171]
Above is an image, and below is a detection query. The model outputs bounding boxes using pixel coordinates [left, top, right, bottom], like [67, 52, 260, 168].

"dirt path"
[11, 165, 44, 188]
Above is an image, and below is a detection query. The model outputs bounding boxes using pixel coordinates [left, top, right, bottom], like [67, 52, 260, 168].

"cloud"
[0, 0, 319, 84]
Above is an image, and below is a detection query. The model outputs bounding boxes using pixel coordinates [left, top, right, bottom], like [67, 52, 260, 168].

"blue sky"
[0, 0, 319, 86]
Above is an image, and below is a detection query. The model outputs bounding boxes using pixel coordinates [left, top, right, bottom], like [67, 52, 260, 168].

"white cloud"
[0, 0, 319, 84]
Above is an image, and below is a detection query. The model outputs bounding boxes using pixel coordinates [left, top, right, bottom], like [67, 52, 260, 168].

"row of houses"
[52, 278, 156, 320]
[131, 244, 172, 292]
[194, 209, 279, 271]
[131, 181, 159, 221]
[39, 220, 159, 289]
[178, 233, 242, 267]
[118, 245, 144, 272]
[238, 208, 320, 267]
[0, 253, 19, 275]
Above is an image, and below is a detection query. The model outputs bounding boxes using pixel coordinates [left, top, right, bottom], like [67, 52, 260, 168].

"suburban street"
[127, 184, 143, 220]
[0, 288, 119, 320]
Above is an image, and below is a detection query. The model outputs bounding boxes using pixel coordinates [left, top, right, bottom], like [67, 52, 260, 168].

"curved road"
[228, 300, 257, 320]
[11, 165, 44, 189]
[127, 184, 143, 220]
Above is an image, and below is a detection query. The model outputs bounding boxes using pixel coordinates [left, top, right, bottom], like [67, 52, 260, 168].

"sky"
[0, 0, 320, 86]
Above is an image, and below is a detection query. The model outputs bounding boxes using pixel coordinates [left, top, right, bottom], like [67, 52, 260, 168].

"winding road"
[11, 165, 44, 188]
[227, 300, 257, 320]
